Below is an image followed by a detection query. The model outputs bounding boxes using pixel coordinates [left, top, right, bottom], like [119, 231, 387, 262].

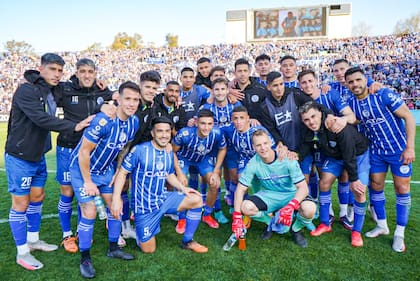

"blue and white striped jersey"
[122, 141, 174, 214]
[70, 112, 139, 173]
[200, 101, 242, 128]
[284, 80, 299, 89]
[347, 88, 407, 155]
[315, 88, 348, 116]
[173, 126, 226, 162]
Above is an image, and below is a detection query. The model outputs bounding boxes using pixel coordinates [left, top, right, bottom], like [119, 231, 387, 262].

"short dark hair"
[267, 71, 282, 84]
[76, 58, 96, 70]
[209, 65, 225, 77]
[166, 80, 180, 87]
[181, 67, 194, 75]
[119, 81, 140, 95]
[211, 77, 228, 88]
[255, 54, 271, 64]
[140, 70, 161, 84]
[41, 53, 65, 66]
[232, 105, 248, 114]
[234, 58, 250, 70]
[197, 109, 214, 119]
[298, 69, 316, 81]
[333, 59, 349, 66]
[197, 57, 211, 65]
[152, 116, 173, 129]
[298, 100, 321, 114]
[345, 66, 364, 79]
[279, 55, 296, 64]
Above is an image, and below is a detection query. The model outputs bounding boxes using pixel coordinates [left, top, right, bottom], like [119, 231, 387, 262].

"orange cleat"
[61, 236, 78, 253]
[202, 215, 219, 229]
[310, 223, 332, 237]
[175, 218, 186, 234]
[351, 231, 363, 247]
[182, 240, 208, 253]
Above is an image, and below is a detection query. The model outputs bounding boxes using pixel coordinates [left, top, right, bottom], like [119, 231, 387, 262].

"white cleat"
[16, 253, 44, 270]
[28, 240, 58, 252]
[365, 225, 390, 238]
[121, 224, 137, 239]
[392, 236, 406, 252]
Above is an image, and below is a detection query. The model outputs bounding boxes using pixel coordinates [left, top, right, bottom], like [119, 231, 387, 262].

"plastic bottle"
[94, 195, 107, 220]
[238, 228, 247, 250]
[223, 233, 237, 251]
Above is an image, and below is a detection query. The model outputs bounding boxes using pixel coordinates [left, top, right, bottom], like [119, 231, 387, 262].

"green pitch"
[0, 123, 419, 280]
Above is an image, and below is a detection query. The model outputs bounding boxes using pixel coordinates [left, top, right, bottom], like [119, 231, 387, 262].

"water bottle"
[238, 228, 247, 250]
[94, 195, 107, 220]
[222, 233, 237, 251]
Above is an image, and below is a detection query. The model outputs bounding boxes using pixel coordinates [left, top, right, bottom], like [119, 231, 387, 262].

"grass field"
[0, 123, 419, 281]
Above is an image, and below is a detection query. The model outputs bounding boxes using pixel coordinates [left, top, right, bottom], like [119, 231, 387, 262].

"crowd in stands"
[0, 33, 418, 114]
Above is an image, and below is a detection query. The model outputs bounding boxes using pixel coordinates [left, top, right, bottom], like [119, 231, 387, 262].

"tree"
[394, 11, 420, 35]
[4, 40, 34, 55]
[166, 33, 178, 48]
[85, 42, 103, 52]
[111, 32, 143, 50]
[352, 22, 372, 37]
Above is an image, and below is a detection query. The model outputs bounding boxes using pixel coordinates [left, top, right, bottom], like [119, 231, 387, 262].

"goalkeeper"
[231, 129, 316, 247]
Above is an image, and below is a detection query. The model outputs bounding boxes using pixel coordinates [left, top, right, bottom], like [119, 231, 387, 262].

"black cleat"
[291, 229, 308, 248]
[106, 248, 134, 260]
[260, 228, 273, 240]
[80, 259, 96, 279]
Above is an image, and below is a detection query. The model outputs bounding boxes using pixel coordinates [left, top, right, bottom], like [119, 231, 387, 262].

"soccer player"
[209, 65, 227, 82]
[173, 109, 227, 230]
[299, 101, 370, 247]
[5, 53, 92, 270]
[69, 81, 140, 278]
[345, 67, 415, 252]
[254, 54, 272, 87]
[201, 77, 241, 223]
[195, 57, 213, 91]
[111, 116, 208, 254]
[298, 69, 356, 228]
[55, 58, 116, 253]
[279, 55, 299, 88]
[232, 129, 316, 247]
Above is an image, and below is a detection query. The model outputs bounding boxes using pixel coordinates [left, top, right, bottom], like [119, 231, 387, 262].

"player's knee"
[300, 200, 316, 219]
[60, 185, 74, 197]
[241, 200, 258, 216]
[318, 179, 331, 192]
[190, 193, 203, 208]
[80, 201, 97, 219]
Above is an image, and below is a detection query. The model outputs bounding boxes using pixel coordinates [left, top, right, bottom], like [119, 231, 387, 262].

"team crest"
[399, 165, 410, 174]
[119, 132, 127, 142]
[173, 116, 179, 123]
[251, 95, 259, 103]
[197, 144, 205, 153]
[362, 110, 370, 118]
[156, 161, 164, 170]
[220, 116, 227, 123]
[96, 97, 104, 105]
[99, 118, 107, 126]
[182, 130, 189, 136]
[144, 114, 149, 123]
[240, 140, 247, 148]
[328, 141, 337, 148]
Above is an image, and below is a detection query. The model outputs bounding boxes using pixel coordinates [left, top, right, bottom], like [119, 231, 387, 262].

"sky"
[0, 0, 418, 52]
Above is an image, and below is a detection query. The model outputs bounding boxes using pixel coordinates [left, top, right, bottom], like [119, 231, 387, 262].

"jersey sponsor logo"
[400, 165, 410, 174]
[274, 110, 293, 126]
[144, 170, 169, 178]
[251, 95, 259, 103]
[365, 118, 385, 126]
[107, 142, 126, 149]
[99, 118, 107, 126]
[183, 101, 195, 112]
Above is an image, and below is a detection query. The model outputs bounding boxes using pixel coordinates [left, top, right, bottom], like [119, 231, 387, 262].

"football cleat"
[392, 236, 406, 252]
[106, 248, 135, 260]
[365, 225, 389, 238]
[121, 224, 137, 239]
[339, 216, 353, 231]
[351, 231, 363, 247]
[61, 236, 78, 253]
[310, 223, 332, 237]
[80, 258, 96, 278]
[175, 218, 186, 234]
[202, 215, 219, 229]
[28, 240, 58, 252]
[181, 240, 208, 253]
[16, 253, 44, 270]
[214, 210, 229, 224]
[290, 229, 308, 248]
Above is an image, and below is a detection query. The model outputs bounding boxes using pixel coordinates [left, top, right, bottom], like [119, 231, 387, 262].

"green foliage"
[0, 124, 419, 280]
[111, 32, 143, 50]
[394, 11, 420, 35]
[4, 40, 34, 55]
[166, 33, 179, 48]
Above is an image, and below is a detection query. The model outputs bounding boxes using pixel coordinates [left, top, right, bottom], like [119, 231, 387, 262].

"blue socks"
[182, 208, 202, 243]
[396, 193, 411, 227]
[319, 190, 331, 225]
[107, 209, 121, 243]
[370, 189, 386, 220]
[58, 194, 73, 233]
[78, 217, 95, 251]
[309, 172, 319, 199]
[121, 191, 130, 221]
[26, 201, 42, 232]
[353, 201, 366, 233]
[9, 209, 27, 246]
[203, 205, 213, 217]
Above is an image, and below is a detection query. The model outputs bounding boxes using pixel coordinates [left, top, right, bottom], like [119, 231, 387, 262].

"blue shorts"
[56, 146, 73, 185]
[299, 154, 313, 175]
[238, 156, 252, 174]
[224, 148, 239, 170]
[313, 150, 325, 168]
[178, 156, 215, 177]
[5, 153, 48, 195]
[70, 165, 115, 204]
[134, 191, 185, 243]
[370, 152, 412, 177]
[322, 150, 370, 185]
